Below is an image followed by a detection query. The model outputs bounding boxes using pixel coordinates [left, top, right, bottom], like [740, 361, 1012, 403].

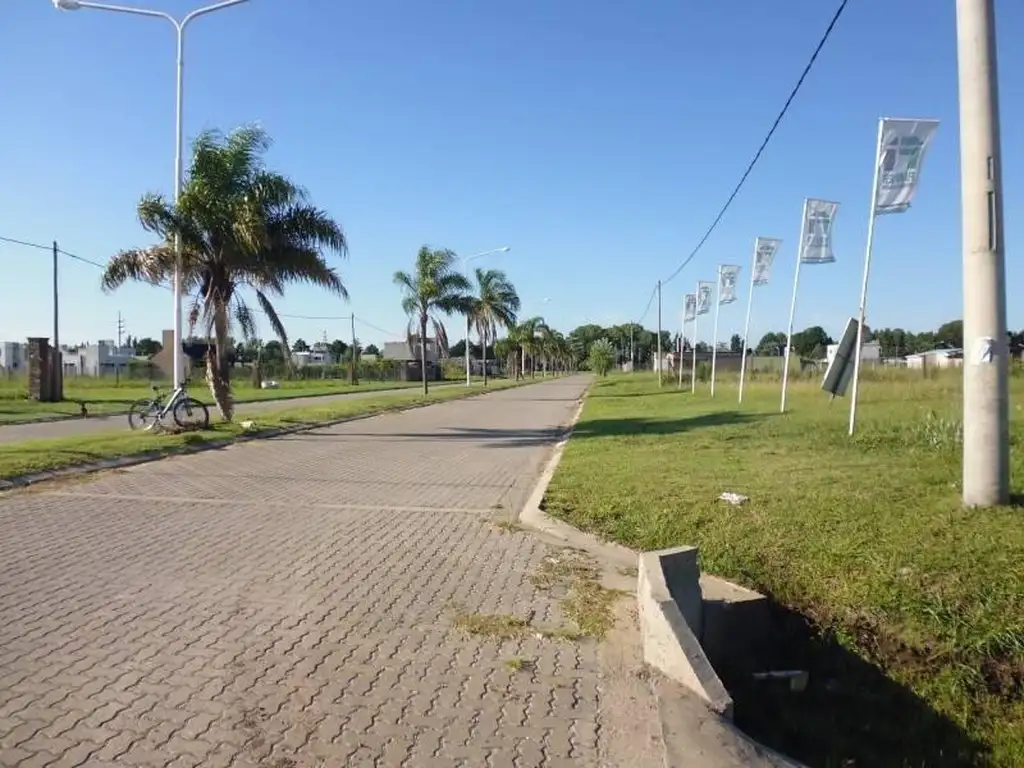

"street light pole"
[53, 0, 250, 390]
[957, 0, 1009, 506]
[460, 246, 511, 387]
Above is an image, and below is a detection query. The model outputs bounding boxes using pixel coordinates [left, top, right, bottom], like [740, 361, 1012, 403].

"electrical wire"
[635, 0, 850, 323]
[354, 316, 403, 340]
[0, 233, 359, 322]
[636, 284, 659, 325]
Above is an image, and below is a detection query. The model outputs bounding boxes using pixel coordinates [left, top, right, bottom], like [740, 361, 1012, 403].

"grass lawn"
[0, 378, 525, 481]
[0, 376, 438, 424]
[543, 369, 1024, 768]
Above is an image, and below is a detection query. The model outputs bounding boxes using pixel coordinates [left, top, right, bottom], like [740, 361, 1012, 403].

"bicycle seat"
[151, 385, 160, 392]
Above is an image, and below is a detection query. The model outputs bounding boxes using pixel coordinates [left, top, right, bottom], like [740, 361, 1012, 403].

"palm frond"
[101, 246, 176, 291]
[233, 300, 258, 343]
[255, 290, 290, 354]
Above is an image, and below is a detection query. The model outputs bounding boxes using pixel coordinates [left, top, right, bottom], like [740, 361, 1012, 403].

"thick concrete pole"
[957, 0, 1009, 506]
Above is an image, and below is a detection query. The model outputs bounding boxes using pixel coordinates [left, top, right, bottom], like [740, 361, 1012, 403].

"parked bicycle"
[128, 381, 210, 431]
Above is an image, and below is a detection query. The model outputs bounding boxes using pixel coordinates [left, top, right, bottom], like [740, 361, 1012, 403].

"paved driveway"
[0, 383, 457, 444]
[0, 376, 662, 767]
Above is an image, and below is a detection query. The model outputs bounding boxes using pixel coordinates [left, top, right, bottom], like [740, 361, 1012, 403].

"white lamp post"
[53, 0, 250, 390]
[461, 246, 510, 386]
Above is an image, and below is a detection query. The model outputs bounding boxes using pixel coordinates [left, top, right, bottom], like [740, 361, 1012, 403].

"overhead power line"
[0, 233, 361, 323]
[354, 315, 403, 340]
[640, 0, 850, 321]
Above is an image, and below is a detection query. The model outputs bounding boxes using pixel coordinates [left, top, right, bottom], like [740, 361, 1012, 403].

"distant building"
[291, 343, 336, 367]
[382, 337, 442, 381]
[0, 341, 27, 373]
[61, 340, 137, 376]
[826, 340, 881, 366]
[905, 348, 963, 369]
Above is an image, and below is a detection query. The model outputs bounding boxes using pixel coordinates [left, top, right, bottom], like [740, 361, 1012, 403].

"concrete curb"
[653, 675, 805, 768]
[0, 381, 530, 492]
[515, 378, 807, 768]
[638, 548, 734, 718]
[517, 386, 636, 571]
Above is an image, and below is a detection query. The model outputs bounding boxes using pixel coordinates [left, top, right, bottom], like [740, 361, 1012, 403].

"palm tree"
[545, 330, 572, 373]
[101, 125, 347, 421]
[468, 268, 520, 385]
[394, 247, 471, 395]
[493, 337, 515, 377]
[511, 317, 547, 379]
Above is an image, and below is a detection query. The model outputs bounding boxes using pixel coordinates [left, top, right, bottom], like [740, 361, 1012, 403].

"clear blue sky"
[1, 0, 1022, 350]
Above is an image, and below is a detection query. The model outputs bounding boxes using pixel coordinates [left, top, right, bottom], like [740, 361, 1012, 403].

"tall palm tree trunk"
[207, 305, 235, 421]
[419, 314, 429, 396]
[481, 331, 488, 386]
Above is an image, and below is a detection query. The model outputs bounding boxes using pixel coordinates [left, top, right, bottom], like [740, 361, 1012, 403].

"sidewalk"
[0, 383, 458, 444]
[0, 376, 664, 767]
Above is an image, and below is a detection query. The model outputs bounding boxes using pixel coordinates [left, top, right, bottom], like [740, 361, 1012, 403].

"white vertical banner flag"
[718, 265, 741, 305]
[752, 237, 781, 286]
[684, 293, 696, 322]
[691, 282, 713, 393]
[873, 118, 940, 215]
[696, 281, 714, 315]
[799, 199, 840, 264]
[740, 238, 782, 404]
[678, 295, 695, 389]
[848, 117, 939, 437]
[711, 266, 741, 397]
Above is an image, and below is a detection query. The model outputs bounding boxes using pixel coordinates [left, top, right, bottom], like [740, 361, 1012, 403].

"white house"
[905, 348, 963, 369]
[826, 340, 881, 366]
[0, 341, 27, 373]
[57, 341, 137, 376]
[291, 349, 336, 367]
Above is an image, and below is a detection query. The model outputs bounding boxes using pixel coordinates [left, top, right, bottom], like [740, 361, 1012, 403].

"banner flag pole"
[848, 118, 885, 436]
[781, 199, 809, 413]
[738, 243, 758, 404]
[711, 266, 723, 397]
[691, 285, 700, 394]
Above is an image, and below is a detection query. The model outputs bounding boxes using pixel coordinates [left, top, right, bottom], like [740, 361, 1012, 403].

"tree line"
[562, 317, 1003, 372]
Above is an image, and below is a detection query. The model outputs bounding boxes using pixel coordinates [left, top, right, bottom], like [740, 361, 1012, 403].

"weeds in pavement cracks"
[448, 547, 624, 643]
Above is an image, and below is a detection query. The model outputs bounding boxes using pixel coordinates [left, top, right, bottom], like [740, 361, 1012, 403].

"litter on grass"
[719, 491, 749, 506]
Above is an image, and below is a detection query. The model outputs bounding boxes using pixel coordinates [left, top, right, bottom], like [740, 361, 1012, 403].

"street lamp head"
[53, 0, 82, 9]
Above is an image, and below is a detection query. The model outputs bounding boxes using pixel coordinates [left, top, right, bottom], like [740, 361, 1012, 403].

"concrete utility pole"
[51, 240, 63, 400]
[957, 0, 1009, 506]
[349, 314, 358, 385]
[656, 281, 663, 387]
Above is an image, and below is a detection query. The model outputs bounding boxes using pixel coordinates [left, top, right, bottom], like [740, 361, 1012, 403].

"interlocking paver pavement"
[0, 376, 662, 767]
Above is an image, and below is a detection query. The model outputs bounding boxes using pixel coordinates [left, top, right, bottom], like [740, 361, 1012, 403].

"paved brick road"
[0, 376, 662, 768]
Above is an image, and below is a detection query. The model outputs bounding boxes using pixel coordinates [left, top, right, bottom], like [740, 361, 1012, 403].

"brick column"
[27, 337, 54, 402]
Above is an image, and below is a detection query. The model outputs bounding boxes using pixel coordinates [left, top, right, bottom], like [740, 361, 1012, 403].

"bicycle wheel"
[172, 397, 210, 430]
[128, 399, 161, 431]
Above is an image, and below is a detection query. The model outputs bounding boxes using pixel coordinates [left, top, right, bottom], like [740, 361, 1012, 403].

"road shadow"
[571, 410, 763, 438]
[719, 599, 988, 768]
[588, 387, 707, 399]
